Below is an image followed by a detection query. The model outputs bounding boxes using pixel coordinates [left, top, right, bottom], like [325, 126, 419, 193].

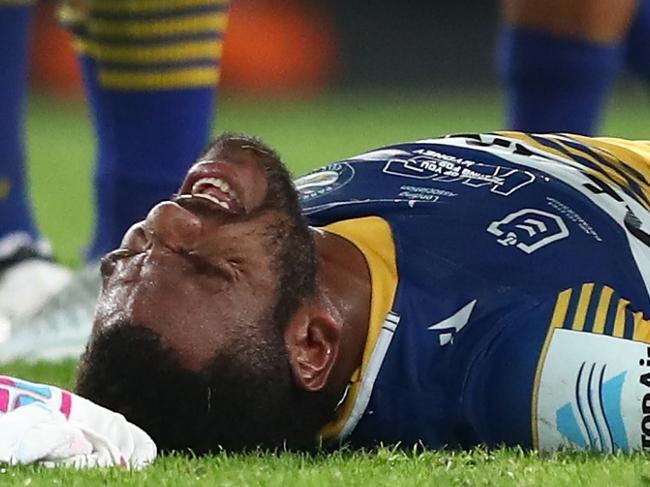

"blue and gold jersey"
[296, 132, 650, 452]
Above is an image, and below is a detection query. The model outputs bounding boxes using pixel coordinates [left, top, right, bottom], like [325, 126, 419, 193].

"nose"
[143, 201, 203, 253]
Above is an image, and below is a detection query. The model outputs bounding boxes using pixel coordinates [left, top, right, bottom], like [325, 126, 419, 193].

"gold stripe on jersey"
[633, 311, 650, 343]
[593, 286, 614, 334]
[613, 298, 630, 338]
[90, 0, 229, 14]
[553, 134, 650, 210]
[574, 135, 650, 183]
[531, 288, 572, 447]
[559, 283, 642, 338]
[552, 289, 574, 327]
[544, 283, 650, 341]
[571, 283, 594, 331]
[551, 137, 630, 191]
[87, 12, 228, 38]
[75, 39, 223, 64]
[496, 131, 650, 212]
[98, 67, 219, 90]
[497, 132, 578, 165]
[319, 217, 398, 441]
[551, 289, 573, 328]
[499, 132, 633, 203]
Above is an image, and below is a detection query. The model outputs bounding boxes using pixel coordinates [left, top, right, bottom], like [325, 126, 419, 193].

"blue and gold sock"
[498, 27, 624, 135]
[71, 0, 229, 260]
[0, 0, 39, 243]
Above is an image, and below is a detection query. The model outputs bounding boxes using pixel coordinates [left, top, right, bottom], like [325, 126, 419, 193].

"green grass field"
[2, 87, 650, 485]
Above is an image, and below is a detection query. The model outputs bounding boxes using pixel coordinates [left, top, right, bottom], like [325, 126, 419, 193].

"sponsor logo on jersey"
[438, 132, 650, 297]
[638, 347, 650, 449]
[382, 149, 535, 196]
[427, 300, 476, 346]
[536, 330, 648, 452]
[487, 208, 569, 254]
[554, 365, 628, 450]
[295, 162, 355, 202]
[545, 197, 603, 242]
[397, 185, 457, 203]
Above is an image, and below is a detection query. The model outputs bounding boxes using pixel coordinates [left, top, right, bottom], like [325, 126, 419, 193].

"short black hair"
[76, 323, 333, 453]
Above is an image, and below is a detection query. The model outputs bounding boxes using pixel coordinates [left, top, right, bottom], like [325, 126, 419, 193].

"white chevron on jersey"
[428, 299, 477, 346]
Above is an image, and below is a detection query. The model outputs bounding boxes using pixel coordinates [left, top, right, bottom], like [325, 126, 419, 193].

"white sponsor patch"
[536, 329, 649, 452]
[295, 162, 355, 202]
[487, 208, 569, 254]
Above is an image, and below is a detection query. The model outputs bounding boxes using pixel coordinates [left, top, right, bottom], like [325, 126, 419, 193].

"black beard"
[75, 322, 332, 453]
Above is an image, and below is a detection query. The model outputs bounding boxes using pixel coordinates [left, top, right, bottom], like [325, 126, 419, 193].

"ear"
[284, 304, 342, 392]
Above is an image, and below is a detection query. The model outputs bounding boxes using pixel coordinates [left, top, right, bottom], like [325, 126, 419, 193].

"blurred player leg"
[0, 0, 37, 242]
[497, 0, 636, 134]
[0, 0, 229, 360]
[0, 1, 71, 335]
[627, 0, 650, 83]
[78, 0, 229, 260]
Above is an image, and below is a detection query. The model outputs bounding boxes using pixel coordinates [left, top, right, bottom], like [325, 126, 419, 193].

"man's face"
[93, 141, 282, 370]
[77, 136, 334, 453]
[77, 137, 329, 453]
[77, 135, 326, 452]
[90, 137, 310, 370]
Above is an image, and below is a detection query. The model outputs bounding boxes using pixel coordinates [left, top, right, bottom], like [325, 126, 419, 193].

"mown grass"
[3, 447, 650, 486]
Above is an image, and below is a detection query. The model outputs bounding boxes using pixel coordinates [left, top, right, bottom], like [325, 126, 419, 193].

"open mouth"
[177, 174, 245, 215]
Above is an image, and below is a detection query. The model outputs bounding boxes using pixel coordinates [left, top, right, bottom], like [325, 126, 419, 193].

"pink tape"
[0, 388, 8, 413]
[60, 391, 72, 419]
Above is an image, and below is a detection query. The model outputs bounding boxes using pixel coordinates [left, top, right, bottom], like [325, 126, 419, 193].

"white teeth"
[188, 176, 240, 211]
[190, 177, 231, 207]
[191, 177, 234, 197]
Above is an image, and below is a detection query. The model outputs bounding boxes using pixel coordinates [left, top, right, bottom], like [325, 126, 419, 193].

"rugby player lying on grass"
[5, 131, 650, 466]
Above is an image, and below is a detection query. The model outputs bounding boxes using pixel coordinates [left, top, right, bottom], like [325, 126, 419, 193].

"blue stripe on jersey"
[100, 58, 218, 71]
[89, 31, 223, 46]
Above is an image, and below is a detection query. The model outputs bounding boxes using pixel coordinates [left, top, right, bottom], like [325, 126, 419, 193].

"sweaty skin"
[93, 139, 371, 404]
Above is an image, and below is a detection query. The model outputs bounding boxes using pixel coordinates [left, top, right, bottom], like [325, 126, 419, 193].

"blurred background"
[23, 0, 650, 265]
[32, 0, 503, 96]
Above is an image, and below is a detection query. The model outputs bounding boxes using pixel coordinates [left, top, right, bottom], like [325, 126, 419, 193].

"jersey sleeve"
[462, 283, 650, 453]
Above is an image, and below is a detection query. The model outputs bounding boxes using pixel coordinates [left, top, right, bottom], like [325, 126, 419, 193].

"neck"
[311, 227, 371, 399]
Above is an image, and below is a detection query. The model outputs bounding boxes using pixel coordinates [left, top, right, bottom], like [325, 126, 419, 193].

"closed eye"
[185, 251, 237, 282]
